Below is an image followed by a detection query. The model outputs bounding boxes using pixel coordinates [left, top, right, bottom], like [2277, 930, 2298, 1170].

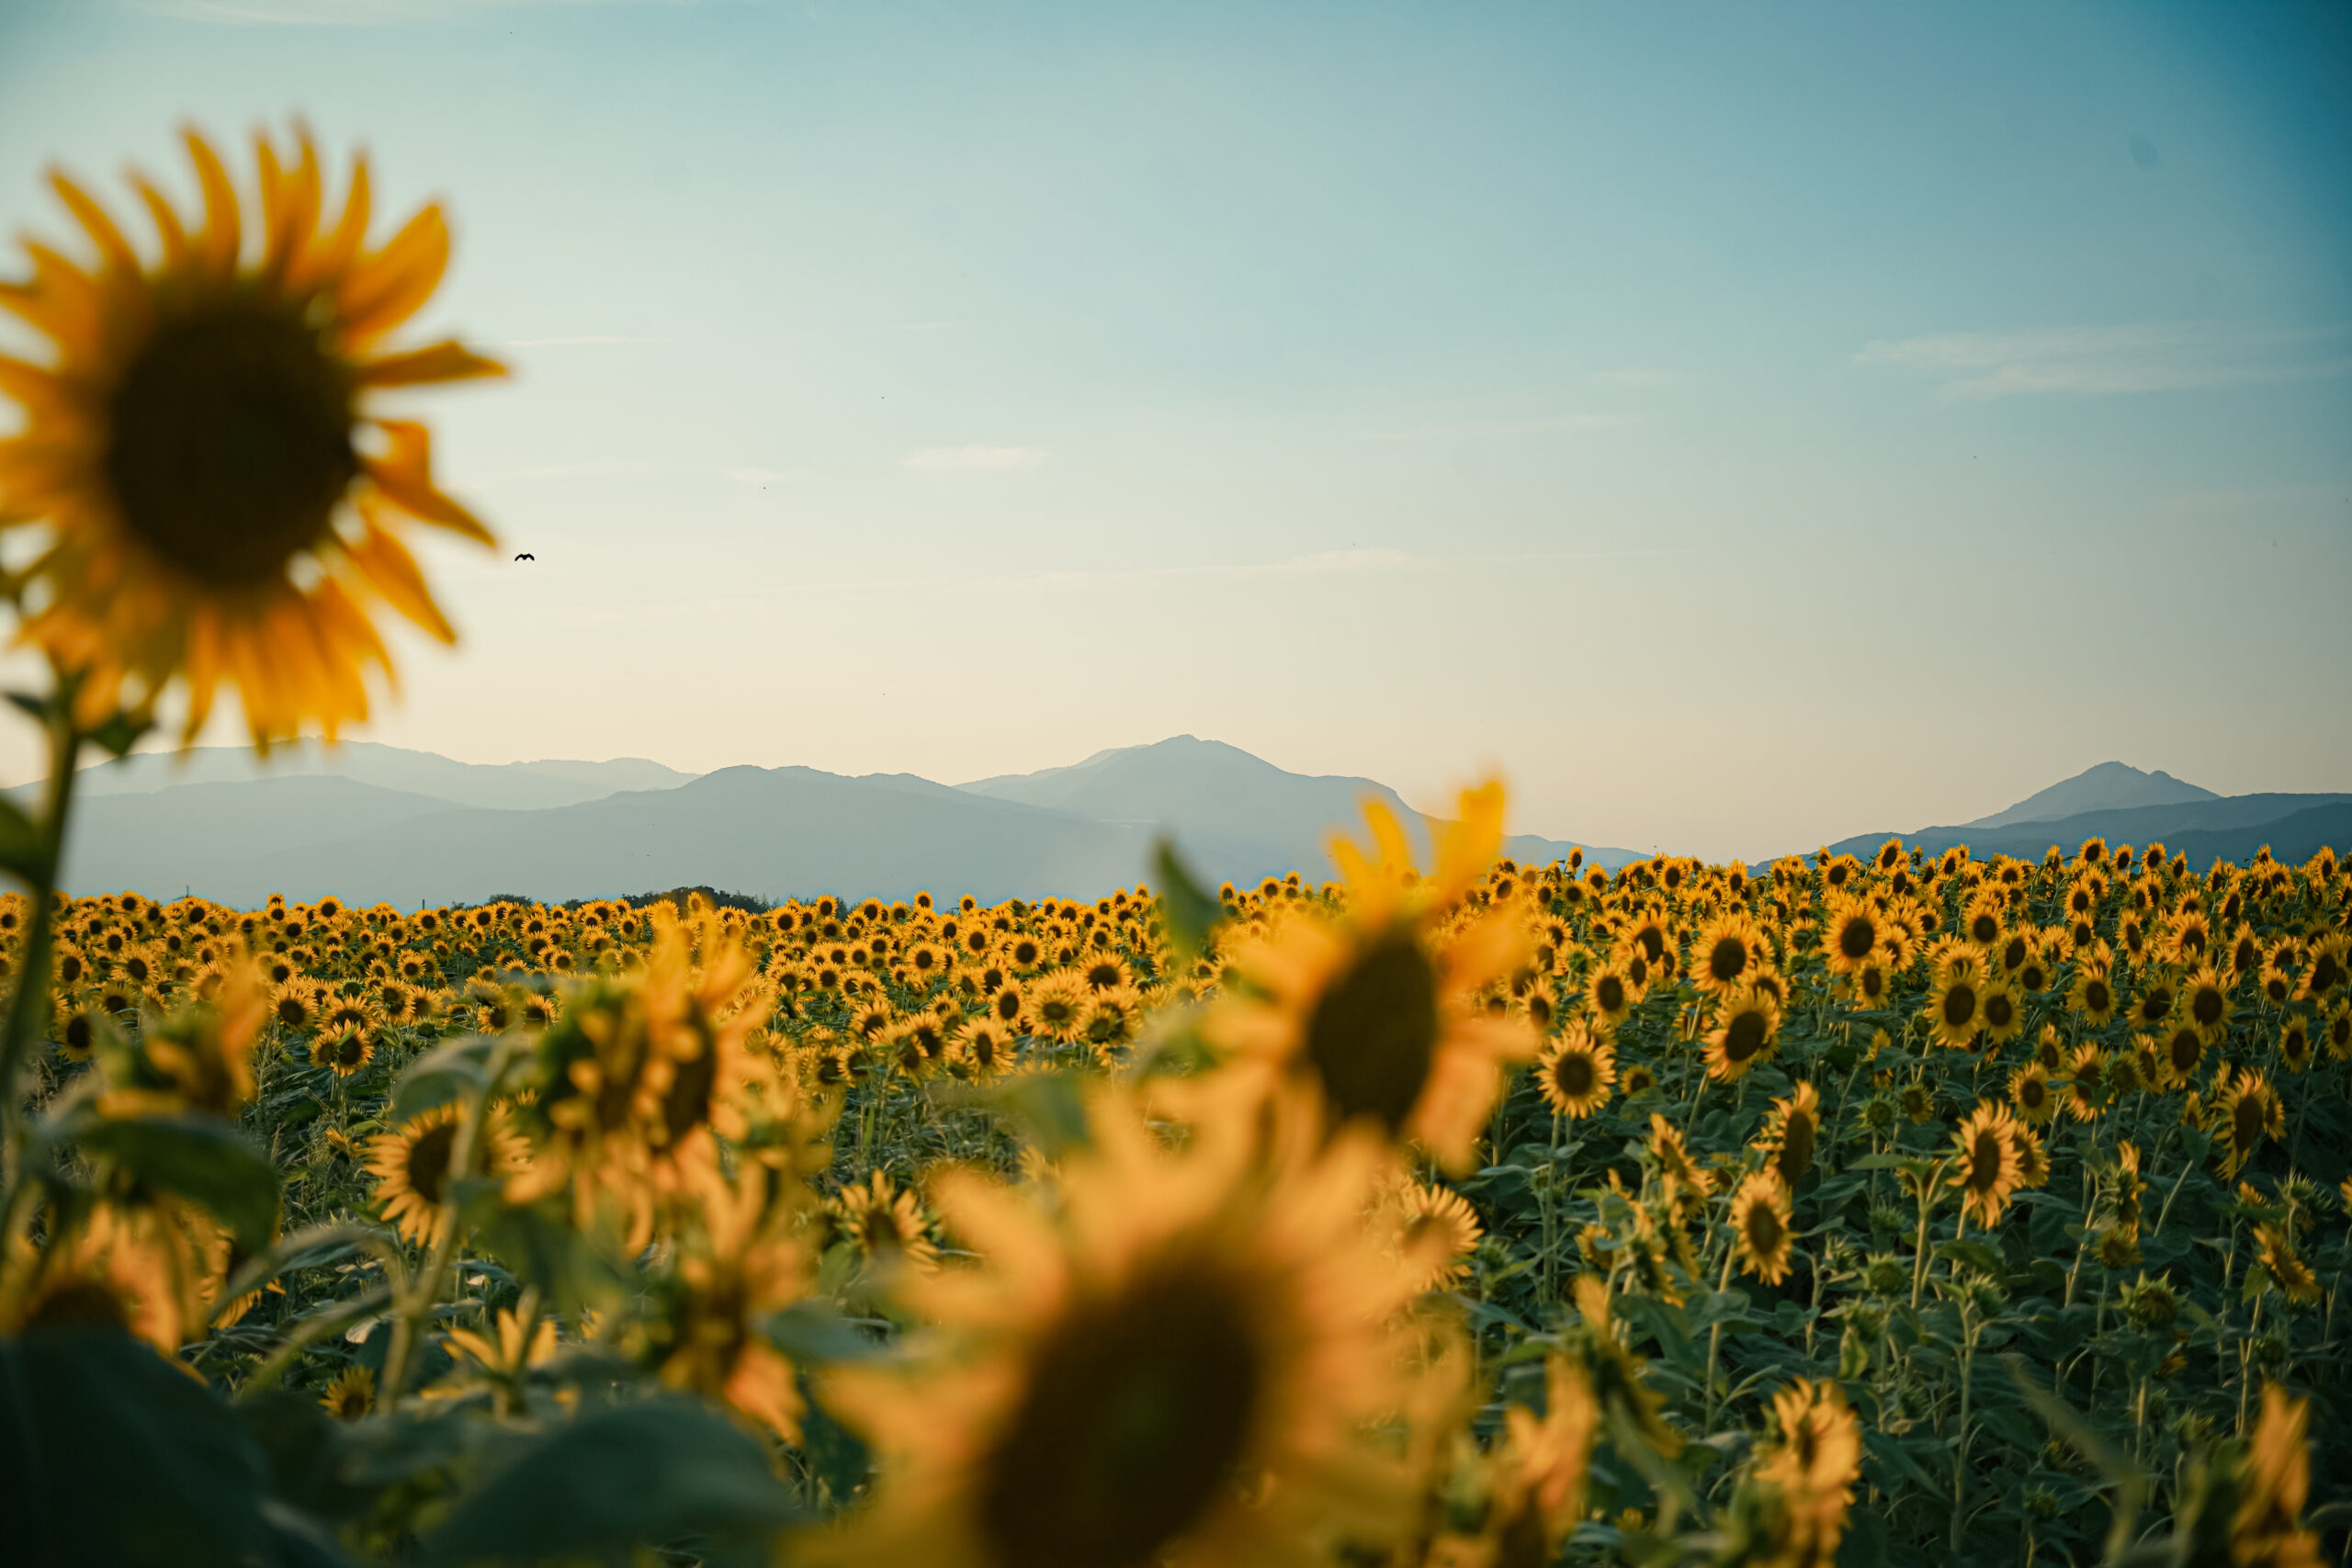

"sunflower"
[1690, 909, 1767, 997]
[1925, 969, 1984, 1050]
[2069, 964, 2120, 1026]
[309, 1021, 374, 1077]
[2212, 1066, 2284, 1179]
[2325, 1006, 2352, 1064]
[1820, 896, 1883, 977]
[1385, 1179, 1483, 1292]
[1729, 1172, 1796, 1286]
[2060, 1044, 2109, 1122]
[950, 1018, 1014, 1077]
[1948, 1101, 2022, 1228]
[366, 1100, 525, 1247]
[1756, 1081, 1821, 1187]
[2008, 1062, 2057, 1125]
[2155, 1021, 2205, 1090]
[635, 1160, 807, 1439]
[821, 1091, 1428, 1568]
[282, 1357, 379, 1430]
[1750, 1378, 1862, 1563]
[1702, 986, 1781, 1083]
[1198, 784, 1535, 1172]
[2233, 1383, 2323, 1565]
[2256, 1224, 2320, 1305]
[2277, 1019, 2313, 1074]
[1533, 1021, 1615, 1119]
[834, 1169, 939, 1275]
[1649, 1113, 1713, 1224]
[1585, 963, 1637, 1027]
[1024, 969, 1092, 1045]
[0, 127, 503, 744]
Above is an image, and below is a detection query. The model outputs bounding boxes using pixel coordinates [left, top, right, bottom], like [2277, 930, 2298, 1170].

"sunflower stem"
[1702, 1242, 1737, 1432]
[0, 681, 84, 1207]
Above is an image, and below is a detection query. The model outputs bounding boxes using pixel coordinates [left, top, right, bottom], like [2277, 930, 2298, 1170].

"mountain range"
[20, 742, 2342, 908]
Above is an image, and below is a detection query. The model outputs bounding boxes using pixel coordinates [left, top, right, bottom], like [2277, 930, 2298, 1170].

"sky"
[0, 0, 2346, 861]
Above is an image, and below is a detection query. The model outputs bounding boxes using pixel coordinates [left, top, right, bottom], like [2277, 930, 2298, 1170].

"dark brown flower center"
[978, 1259, 1262, 1568]
[107, 300, 356, 589]
[405, 1122, 458, 1206]
[1304, 929, 1439, 1135]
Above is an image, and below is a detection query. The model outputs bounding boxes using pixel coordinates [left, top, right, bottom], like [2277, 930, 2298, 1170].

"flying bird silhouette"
[514, 553, 535, 561]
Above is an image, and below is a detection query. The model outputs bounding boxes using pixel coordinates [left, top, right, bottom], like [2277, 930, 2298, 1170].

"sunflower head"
[0, 126, 504, 744]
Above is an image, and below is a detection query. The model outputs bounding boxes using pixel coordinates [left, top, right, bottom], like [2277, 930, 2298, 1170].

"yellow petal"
[353, 339, 507, 389]
[340, 204, 448, 343]
[345, 509, 455, 642]
[362, 420, 494, 545]
[47, 170, 140, 276]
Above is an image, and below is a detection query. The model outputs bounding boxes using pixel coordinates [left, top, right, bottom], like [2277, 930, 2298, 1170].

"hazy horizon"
[2, 0, 2346, 861]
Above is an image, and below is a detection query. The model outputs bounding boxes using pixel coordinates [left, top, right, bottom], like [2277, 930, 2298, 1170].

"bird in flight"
[514, 553, 536, 561]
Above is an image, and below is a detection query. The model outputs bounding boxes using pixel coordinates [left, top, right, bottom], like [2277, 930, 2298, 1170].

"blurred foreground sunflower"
[821, 1090, 1428, 1568]
[0, 125, 503, 744]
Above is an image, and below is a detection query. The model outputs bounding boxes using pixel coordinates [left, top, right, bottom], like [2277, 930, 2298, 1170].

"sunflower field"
[0, 129, 2346, 1568]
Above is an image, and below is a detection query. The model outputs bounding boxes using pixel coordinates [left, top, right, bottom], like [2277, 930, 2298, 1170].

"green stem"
[1951, 1307, 1982, 1552]
[0, 691, 83, 1204]
[1702, 1240, 1737, 1432]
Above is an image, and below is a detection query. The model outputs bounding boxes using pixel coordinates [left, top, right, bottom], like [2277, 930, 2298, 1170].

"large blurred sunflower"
[0, 126, 503, 743]
[822, 1091, 1428, 1568]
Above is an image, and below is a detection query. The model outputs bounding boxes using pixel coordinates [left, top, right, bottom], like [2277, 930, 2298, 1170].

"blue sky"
[1, 0, 2346, 859]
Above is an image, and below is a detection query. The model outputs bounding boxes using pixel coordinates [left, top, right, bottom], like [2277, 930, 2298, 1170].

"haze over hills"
[18, 740, 698, 813]
[40, 746, 2342, 907]
[50, 738, 1645, 906]
[1815, 762, 2349, 869]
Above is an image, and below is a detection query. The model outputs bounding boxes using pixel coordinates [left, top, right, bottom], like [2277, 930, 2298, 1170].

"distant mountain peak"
[1966, 761, 2219, 831]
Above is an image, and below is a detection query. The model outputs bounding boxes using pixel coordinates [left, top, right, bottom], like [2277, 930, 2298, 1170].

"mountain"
[53, 737, 1645, 906]
[1965, 761, 2218, 830]
[1822, 791, 2352, 870]
[957, 736, 1646, 880]
[27, 740, 697, 813]
[66, 767, 1163, 908]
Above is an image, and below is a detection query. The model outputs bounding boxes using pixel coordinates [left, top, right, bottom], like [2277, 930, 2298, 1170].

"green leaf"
[66, 1111, 280, 1251]
[0, 790, 48, 885]
[423, 1398, 802, 1566]
[763, 1301, 890, 1365]
[1152, 836, 1221, 963]
[1939, 1238, 2006, 1278]
[85, 710, 152, 760]
[215, 1222, 383, 1313]
[0, 1327, 277, 1568]
[986, 1068, 1093, 1157]
[390, 1034, 501, 1124]
[456, 1181, 629, 1315]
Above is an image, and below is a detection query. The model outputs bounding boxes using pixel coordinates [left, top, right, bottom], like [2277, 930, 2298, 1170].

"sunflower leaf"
[1152, 836, 1221, 963]
[85, 709, 151, 760]
[422, 1397, 802, 1567]
[456, 1182, 630, 1315]
[763, 1301, 890, 1364]
[0, 1326, 278, 1568]
[389, 1034, 501, 1124]
[62, 1111, 280, 1252]
[0, 792, 48, 884]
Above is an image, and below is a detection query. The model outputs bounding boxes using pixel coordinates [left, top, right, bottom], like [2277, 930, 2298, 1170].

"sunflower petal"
[341, 204, 448, 342]
[353, 340, 507, 389]
[362, 420, 494, 545]
[182, 127, 242, 279]
[48, 171, 140, 276]
[345, 509, 456, 642]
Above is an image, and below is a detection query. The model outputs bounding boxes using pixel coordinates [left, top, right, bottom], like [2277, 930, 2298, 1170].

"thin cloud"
[727, 466, 795, 485]
[1252, 548, 1425, 576]
[493, 335, 668, 348]
[903, 445, 1048, 472]
[1856, 321, 2352, 401]
[1585, 368, 1683, 388]
[1357, 413, 1629, 442]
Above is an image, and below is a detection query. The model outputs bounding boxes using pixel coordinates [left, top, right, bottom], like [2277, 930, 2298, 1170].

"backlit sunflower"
[0, 126, 503, 744]
[1533, 1021, 1615, 1119]
[1198, 784, 1535, 1172]
[1750, 1377, 1862, 1564]
[2256, 1223, 2320, 1305]
[2155, 1021, 2205, 1090]
[309, 1021, 373, 1077]
[367, 1100, 526, 1247]
[1925, 969, 1984, 1050]
[2007, 1062, 2056, 1126]
[1702, 986, 1780, 1083]
[821, 1091, 1429, 1568]
[1820, 895, 1883, 977]
[2277, 1018, 2312, 1074]
[2069, 964, 2120, 1026]
[834, 1168, 939, 1275]
[2233, 1383, 2322, 1566]
[1384, 1179, 1483, 1292]
[1690, 909, 1767, 997]
[1650, 1113, 1713, 1225]
[1024, 968, 1091, 1045]
[2178, 965, 2232, 1043]
[1948, 1101, 2021, 1228]
[1729, 1171, 1795, 1286]
[2212, 1066, 2283, 1179]
[1756, 1081, 1820, 1187]
[318, 1364, 375, 1421]
[2060, 1043, 2109, 1122]
[1585, 962, 1637, 1027]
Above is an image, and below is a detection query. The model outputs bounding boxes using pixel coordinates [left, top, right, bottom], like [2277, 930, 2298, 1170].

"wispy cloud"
[1856, 321, 2352, 401]
[128, 0, 657, 22]
[1252, 548, 1424, 576]
[903, 445, 1048, 472]
[1356, 413, 1630, 443]
[492, 335, 668, 348]
[727, 466, 795, 485]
